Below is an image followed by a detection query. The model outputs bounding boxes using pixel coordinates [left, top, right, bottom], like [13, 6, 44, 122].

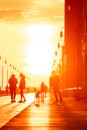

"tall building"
[64, 0, 87, 97]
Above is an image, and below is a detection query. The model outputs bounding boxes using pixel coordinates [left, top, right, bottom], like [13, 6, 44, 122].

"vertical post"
[7, 65, 8, 84]
[2, 64, 3, 90]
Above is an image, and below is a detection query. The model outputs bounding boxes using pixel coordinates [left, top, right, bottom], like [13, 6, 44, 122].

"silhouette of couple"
[8, 73, 26, 103]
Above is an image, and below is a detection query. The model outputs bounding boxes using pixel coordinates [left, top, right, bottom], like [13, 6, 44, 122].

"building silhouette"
[63, 0, 87, 98]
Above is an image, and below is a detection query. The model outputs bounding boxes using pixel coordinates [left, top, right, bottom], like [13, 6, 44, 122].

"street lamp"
[4, 60, 8, 86]
[60, 31, 63, 38]
[52, 26, 64, 74]
[0, 56, 4, 90]
[0, 56, 6, 90]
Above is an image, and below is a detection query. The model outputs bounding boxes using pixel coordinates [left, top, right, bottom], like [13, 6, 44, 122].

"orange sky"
[0, 0, 64, 88]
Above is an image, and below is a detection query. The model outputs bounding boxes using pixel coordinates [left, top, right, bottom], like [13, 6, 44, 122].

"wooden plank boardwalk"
[0, 93, 35, 129]
[1, 95, 87, 130]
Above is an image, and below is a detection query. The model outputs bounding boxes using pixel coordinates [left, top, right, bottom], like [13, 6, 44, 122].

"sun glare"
[24, 24, 57, 75]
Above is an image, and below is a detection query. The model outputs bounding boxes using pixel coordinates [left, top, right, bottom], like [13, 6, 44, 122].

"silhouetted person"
[41, 82, 45, 93]
[19, 73, 26, 103]
[49, 70, 63, 104]
[8, 74, 18, 103]
[40, 81, 45, 101]
[5, 85, 9, 95]
[49, 75, 53, 94]
[44, 84, 47, 97]
[35, 90, 40, 106]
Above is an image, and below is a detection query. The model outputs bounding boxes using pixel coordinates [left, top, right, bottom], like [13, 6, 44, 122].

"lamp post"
[57, 42, 62, 77]
[0, 56, 4, 90]
[58, 27, 64, 78]
[5, 60, 8, 85]
[52, 26, 64, 74]
[0, 56, 5, 90]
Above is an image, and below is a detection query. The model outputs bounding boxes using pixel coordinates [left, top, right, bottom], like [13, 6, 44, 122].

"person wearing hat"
[8, 74, 18, 103]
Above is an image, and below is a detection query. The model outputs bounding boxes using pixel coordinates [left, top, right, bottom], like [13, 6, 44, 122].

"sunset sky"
[0, 0, 64, 88]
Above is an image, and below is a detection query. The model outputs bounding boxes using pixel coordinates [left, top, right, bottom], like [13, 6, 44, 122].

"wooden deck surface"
[1, 95, 87, 130]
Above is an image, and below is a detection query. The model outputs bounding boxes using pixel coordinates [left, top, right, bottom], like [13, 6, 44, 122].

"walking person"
[49, 70, 63, 104]
[49, 75, 53, 96]
[35, 89, 40, 106]
[5, 84, 9, 95]
[44, 84, 47, 97]
[19, 73, 26, 103]
[40, 81, 45, 102]
[8, 74, 18, 103]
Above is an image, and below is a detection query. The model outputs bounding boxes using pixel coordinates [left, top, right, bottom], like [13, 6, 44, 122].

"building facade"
[64, 0, 87, 97]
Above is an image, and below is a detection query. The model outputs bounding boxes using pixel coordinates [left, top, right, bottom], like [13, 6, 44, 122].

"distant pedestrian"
[49, 75, 53, 94]
[19, 73, 26, 103]
[8, 74, 18, 103]
[5, 85, 9, 95]
[40, 81, 45, 102]
[44, 84, 47, 97]
[49, 70, 63, 104]
[35, 90, 40, 106]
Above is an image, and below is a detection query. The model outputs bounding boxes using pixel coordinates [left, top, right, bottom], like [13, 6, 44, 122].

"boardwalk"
[1, 94, 87, 130]
[0, 93, 35, 129]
